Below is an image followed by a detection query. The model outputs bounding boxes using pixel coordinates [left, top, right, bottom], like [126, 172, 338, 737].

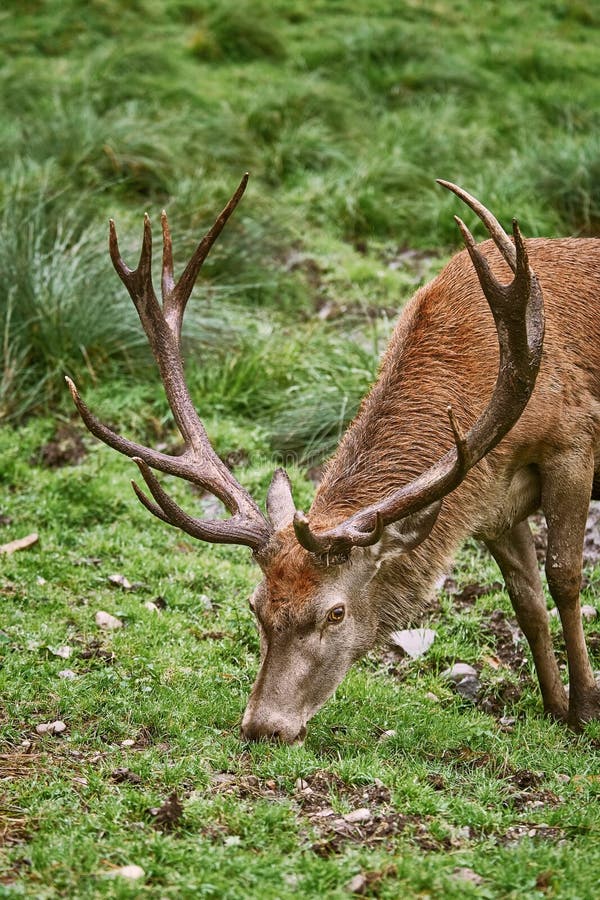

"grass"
[2, 0, 600, 432]
[2, 0, 600, 896]
[1, 420, 600, 898]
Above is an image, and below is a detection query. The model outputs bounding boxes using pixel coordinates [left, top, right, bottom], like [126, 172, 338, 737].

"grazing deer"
[68, 175, 600, 743]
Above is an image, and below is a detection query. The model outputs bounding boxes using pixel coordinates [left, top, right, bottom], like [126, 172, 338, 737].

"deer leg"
[485, 520, 567, 721]
[541, 454, 600, 727]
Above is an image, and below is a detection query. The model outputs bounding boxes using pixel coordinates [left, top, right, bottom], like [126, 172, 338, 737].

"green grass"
[3, 1, 600, 896]
[2, 0, 600, 433]
[1, 420, 600, 898]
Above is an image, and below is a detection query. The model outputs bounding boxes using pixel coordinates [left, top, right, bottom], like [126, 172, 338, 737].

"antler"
[292, 180, 545, 561]
[67, 174, 273, 552]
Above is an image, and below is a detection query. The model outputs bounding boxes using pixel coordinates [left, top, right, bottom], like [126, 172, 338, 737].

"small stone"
[199, 594, 214, 611]
[581, 605, 597, 620]
[58, 669, 77, 680]
[425, 692, 439, 702]
[121, 738, 136, 748]
[144, 601, 160, 613]
[50, 645, 72, 659]
[103, 864, 145, 880]
[345, 873, 368, 894]
[378, 729, 397, 742]
[556, 773, 570, 783]
[499, 716, 516, 727]
[454, 675, 481, 700]
[442, 663, 477, 682]
[549, 607, 559, 618]
[344, 808, 371, 824]
[36, 576, 47, 586]
[452, 867, 483, 885]
[95, 610, 122, 630]
[313, 807, 334, 818]
[35, 720, 66, 735]
[20, 739, 31, 749]
[295, 778, 310, 791]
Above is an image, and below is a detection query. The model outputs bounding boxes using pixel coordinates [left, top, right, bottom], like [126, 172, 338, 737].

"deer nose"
[240, 712, 306, 744]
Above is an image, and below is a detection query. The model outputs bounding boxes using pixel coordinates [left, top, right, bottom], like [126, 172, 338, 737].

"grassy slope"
[2, 0, 600, 897]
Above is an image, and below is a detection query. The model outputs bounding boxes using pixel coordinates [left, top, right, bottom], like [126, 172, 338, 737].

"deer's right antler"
[67, 174, 273, 553]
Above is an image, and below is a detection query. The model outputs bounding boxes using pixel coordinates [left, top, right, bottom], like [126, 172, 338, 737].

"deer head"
[68, 177, 543, 744]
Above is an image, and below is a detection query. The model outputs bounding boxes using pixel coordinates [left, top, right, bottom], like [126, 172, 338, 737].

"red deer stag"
[67, 175, 600, 742]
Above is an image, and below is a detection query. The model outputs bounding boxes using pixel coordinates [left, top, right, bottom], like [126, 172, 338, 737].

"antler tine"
[132, 458, 270, 550]
[293, 183, 544, 562]
[68, 177, 274, 554]
[437, 179, 517, 272]
[163, 172, 249, 340]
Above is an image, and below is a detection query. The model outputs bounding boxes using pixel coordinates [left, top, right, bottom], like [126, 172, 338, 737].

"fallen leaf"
[95, 611, 122, 630]
[108, 573, 132, 590]
[389, 628, 436, 659]
[0, 533, 39, 555]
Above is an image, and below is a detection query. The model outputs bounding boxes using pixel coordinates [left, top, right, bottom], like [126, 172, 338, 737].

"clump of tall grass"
[0, 167, 265, 422]
[188, 1, 286, 62]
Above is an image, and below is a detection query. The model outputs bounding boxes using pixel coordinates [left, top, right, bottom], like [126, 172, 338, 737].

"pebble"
[95, 610, 122, 630]
[295, 778, 310, 792]
[144, 601, 160, 613]
[103, 864, 145, 880]
[581, 605, 597, 620]
[120, 738, 136, 748]
[454, 675, 481, 700]
[35, 720, 67, 735]
[378, 729, 397, 742]
[345, 873, 368, 894]
[441, 662, 477, 682]
[199, 594, 214, 611]
[344, 808, 371, 824]
[58, 669, 77, 680]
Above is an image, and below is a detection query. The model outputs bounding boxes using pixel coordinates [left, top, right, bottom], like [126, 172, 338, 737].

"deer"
[67, 174, 600, 744]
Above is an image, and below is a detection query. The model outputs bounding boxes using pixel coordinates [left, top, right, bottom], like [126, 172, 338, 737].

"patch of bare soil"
[443, 579, 503, 612]
[0, 806, 31, 847]
[32, 423, 87, 468]
[438, 749, 561, 811]
[210, 770, 452, 854]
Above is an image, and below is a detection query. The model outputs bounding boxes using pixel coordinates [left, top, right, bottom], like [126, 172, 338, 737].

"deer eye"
[326, 605, 345, 624]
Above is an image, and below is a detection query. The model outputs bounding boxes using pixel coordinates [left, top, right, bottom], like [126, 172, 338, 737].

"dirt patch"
[210, 769, 452, 854]
[500, 823, 565, 846]
[33, 423, 87, 468]
[0, 806, 32, 847]
[438, 749, 560, 811]
[78, 639, 116, 665]
[443, 579, 503, 612]
[482, 609, 527, 670]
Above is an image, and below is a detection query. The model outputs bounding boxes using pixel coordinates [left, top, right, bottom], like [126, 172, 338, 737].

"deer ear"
[266, 468, 296, 530]
[380, 500, 442, 554]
